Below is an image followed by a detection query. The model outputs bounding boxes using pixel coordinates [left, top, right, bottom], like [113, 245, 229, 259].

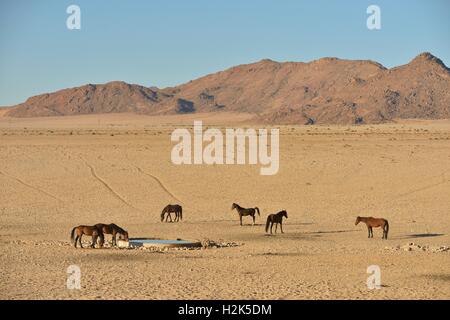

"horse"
[95, 223, 129, 247]
[70, 225, 103, 248]
[355, 216, 389, 239]
[265, 210, 288, 234]
[231, 203, 261, 226]
[161, 204, 183, 222]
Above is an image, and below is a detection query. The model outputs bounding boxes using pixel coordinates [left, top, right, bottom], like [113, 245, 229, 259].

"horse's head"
[119, 231, 129, 241]
[160, 212, 165, 222]
[282, 210, 288, 218]
[355, 216, 361, 225]
[231, 203, 237, 210]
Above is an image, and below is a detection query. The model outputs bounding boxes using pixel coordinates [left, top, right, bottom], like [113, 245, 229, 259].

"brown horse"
[95, 223, 129, 247]
[231, 203, 261, 226]
[265, 210, 288, 234]
[161, 204, 183, 222]
[355, 216, 389, 239]
[70, 225, 103, 248]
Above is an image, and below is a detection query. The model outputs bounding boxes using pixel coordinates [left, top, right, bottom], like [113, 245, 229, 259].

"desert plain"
[0, 112, 449, 300]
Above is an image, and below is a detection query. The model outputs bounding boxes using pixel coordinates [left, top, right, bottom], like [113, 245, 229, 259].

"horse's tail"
[255, 207, 260, 216]
[265, 215, 271, 233]
[179, 207, 183, 221]
[384, 220, 389, 236]
[161, 207, 166, 221]
[70, 227, 77, 244]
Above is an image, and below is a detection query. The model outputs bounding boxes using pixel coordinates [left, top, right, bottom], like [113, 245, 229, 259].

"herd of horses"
[70, 203, 389, 249]
[70, 223, 129, 248]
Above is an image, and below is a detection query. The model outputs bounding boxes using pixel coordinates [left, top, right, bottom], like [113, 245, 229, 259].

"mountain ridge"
[5, 52, 450, 124]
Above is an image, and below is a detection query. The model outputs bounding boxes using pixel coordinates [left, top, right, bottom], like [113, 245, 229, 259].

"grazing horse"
[355, 216, 389, 239]
[70, 225, 103, 248]
[265, 210, 288, 234]
[231, 203, 261, 226]
[95, 223, 129, 247]
[161, 204, 183, 222]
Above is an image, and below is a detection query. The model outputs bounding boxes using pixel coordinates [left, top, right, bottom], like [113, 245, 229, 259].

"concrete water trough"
[118, 238, 202, 249]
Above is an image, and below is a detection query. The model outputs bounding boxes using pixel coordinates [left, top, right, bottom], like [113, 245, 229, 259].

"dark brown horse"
[70, 225, 103, 248]
[355, 216, 389, 239]
[265, 210, 288, 234]
[231, 203, 261, 226]
[161, 204, 183, 222]
[95, 223, 129, 246]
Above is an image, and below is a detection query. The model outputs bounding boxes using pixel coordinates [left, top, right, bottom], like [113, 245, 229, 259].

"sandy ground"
[0, 113, 449, 300]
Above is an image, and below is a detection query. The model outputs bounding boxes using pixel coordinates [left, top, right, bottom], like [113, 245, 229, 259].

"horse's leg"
[280, 222, 284, 234]
[370, 227, 373, 238]
[91, 235, 96, 248]
[79, 234, 83, 248]
[240, 214, 243, 226]
[270, 222, 273, 234]
[74, 235, 78, 248]
[112, 232, 116, 246]
[252, 215, 255, 226]
[367, 226, 370, 238]
[99, 234, 104, 248]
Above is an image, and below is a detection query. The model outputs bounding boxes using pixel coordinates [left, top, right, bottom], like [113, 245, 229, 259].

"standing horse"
[355, 216, 389, 239]
[161, 204, 183, 222]
[95, 223, 129, 247]
[265, 210, 288, 234]
[70, 225, 103, 248]
[231, 203, 261, 226]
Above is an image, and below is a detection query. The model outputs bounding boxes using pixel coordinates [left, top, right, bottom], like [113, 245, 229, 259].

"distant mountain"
[5, 81, 170, 117]
[5, 52, 450, 124]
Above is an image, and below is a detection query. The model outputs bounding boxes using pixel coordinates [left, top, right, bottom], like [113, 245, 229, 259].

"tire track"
[0, 170, 63, 202]
[359, 171, 450, 212]
[394, 175, 450, 200]
[82, 160, 143, 212]
[134, 166, 181, 203]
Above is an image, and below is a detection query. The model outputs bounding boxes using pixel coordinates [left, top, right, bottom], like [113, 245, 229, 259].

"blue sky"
[0, 0, 449, 106]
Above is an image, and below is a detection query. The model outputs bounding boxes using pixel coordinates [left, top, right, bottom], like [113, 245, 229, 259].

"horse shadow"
[398, 233, 445, 239]
[256, 252, 307, 257]
[241, 223, 264, 227]
[423, 274, 450, 282]
[262, 229, 359, 240]
[263, 232, 322, 240]
[303, 229, 358, 235]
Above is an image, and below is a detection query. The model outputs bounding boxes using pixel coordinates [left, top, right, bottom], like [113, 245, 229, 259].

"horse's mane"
[110, 223, 125, 233]
[233, 203, 243, 210]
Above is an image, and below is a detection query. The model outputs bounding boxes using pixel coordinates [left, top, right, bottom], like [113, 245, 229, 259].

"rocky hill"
[5, 52, 450, 124]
